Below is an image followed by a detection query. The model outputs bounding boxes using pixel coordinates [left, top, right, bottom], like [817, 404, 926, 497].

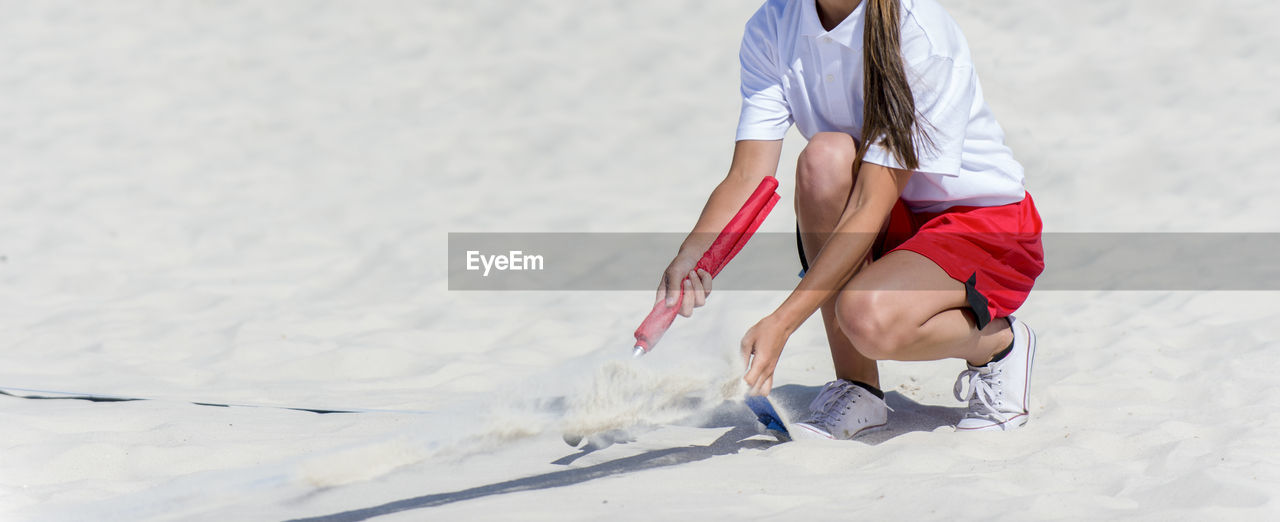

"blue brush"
[745, 395, 790, 440]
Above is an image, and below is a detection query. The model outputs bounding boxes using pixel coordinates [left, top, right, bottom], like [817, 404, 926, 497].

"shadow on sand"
[288, 387, 964, 522]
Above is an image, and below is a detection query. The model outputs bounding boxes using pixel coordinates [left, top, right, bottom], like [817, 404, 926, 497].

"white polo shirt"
[736, 0, 1026, 212]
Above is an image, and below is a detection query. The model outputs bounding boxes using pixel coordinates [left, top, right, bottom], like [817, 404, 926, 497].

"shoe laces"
[953, 366, 1007, 417]
[806, 381, 859, 427]
[803, 378, 885, 427]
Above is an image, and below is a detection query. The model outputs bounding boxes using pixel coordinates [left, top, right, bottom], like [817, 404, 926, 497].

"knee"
[796, 133, 857, 199]
[835, 290, 910, 361]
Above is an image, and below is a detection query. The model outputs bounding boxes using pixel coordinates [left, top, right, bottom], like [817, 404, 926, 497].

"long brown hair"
[857, 0, 932, 171]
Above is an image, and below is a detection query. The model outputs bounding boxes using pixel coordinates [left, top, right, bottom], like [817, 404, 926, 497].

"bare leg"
[795, 133, 880, 387]
[836, 250, 1014, 365]
[909, 309, 1012, 366]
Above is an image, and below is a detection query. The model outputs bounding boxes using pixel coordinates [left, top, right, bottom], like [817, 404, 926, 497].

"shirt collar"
[799, 0, 867, 48]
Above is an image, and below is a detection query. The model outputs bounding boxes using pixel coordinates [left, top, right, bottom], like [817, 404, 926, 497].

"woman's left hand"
[741, 314, 793, 396]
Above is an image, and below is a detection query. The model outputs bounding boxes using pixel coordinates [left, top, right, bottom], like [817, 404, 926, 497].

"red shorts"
[880, 192, 1044, 328]
[797, 193, 1045, 329]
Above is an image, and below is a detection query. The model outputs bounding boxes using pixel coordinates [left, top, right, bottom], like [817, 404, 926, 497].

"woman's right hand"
[656, 253, 714, 318]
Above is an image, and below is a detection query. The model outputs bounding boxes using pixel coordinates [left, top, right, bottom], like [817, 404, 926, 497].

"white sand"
[2, 0, 1278, 520]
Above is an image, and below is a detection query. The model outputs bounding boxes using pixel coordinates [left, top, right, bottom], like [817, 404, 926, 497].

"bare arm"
[658, 140, 784, 314]
[678, 140, 785, 253]
[774, 161, 912, 328]
[741, 160, 912, 394]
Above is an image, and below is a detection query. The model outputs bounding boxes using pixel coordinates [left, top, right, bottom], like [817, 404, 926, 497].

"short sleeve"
[735, 12, 793, 142]
[862, 56, 974, 175]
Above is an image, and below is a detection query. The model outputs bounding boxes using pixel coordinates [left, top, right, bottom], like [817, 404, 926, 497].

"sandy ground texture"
[2, 0, 1278, 520]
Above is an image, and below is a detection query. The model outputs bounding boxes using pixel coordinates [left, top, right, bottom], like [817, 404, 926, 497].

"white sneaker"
[792, 380, 889, 440]
[954, 316, 1037, 431]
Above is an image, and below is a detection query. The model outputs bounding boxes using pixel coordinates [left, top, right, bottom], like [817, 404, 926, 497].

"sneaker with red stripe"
[953, 316, 1037, 431]
[791, 380, 889, 440]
